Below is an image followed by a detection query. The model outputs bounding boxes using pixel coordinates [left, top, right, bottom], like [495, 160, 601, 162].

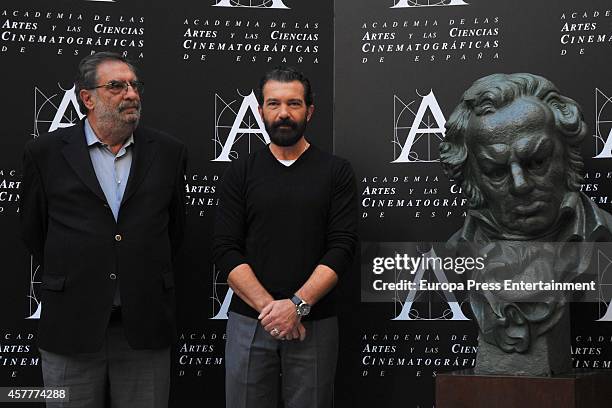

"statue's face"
[466, 97, 568, 237]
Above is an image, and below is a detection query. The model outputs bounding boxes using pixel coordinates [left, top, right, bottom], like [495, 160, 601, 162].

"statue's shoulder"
[580, 193, 612, 240]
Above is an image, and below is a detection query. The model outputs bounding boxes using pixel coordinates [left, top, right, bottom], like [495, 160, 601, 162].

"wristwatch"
[291, 294, 311, 317]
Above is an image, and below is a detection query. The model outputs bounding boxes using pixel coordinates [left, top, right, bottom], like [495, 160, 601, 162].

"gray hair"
[440, 73, 587, 208]
[74, 52, 137, 114]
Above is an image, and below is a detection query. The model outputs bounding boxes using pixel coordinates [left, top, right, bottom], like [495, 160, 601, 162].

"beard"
[264, 116, 307, 147]
[94, 95, 141, 143]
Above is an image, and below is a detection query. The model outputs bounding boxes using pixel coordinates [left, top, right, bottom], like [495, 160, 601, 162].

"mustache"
[118, 101, 140, 112]
[271, 118, 297, 130]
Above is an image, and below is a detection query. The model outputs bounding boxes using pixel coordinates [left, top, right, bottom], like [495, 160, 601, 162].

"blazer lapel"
[60, 122, 107, 203]
[121, 127, 157, 207]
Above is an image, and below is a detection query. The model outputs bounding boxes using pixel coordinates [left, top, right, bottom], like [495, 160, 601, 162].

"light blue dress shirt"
[84, 119, 134, 221]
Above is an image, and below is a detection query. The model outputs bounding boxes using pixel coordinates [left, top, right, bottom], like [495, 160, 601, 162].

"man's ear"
[80, 89, 95, 112]
[306, 104, 315, 122]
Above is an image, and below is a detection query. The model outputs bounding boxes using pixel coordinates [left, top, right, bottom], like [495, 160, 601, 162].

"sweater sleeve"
[212, 161, 248, 281]
[318, 159, 359, 277]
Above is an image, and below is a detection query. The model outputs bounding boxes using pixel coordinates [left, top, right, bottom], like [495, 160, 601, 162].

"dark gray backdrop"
[1, 0, 611, 407]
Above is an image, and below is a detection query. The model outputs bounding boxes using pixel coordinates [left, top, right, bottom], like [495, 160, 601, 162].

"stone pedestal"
[436, 369, 612, 408]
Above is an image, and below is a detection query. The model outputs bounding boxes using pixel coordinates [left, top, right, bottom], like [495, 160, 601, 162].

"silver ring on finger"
[271, 328, 280, 337]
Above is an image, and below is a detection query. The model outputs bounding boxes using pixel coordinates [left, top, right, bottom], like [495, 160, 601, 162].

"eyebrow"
[479, 143, 509, 164]
[517, 136, 553, 160]
[265, 98, 304, 104]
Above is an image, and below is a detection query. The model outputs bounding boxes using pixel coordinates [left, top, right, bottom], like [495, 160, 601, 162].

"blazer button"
[115, 234, 122, 242]
[110, 273, 117, 280]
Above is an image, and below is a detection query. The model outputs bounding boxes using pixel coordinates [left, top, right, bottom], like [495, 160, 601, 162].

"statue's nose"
[510, 162, 533, 195]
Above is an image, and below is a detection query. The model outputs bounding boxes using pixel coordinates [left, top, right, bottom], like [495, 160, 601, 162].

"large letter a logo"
[213, 0, 289, 9]
[212, 91, 270, 162]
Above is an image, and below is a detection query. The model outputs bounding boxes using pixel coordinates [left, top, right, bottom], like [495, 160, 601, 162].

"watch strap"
[291, 294, 303, 307]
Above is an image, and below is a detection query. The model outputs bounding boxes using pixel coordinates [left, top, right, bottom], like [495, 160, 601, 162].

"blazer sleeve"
[169, 144, 187, 260]
[20, 143, 48, 264]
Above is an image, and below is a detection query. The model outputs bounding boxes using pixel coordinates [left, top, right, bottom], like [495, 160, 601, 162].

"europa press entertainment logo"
[212, 0, 290, 9]
[212, 90, 270, 162]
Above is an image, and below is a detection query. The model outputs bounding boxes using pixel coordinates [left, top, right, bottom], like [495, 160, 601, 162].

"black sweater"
[213, 144, 358, 320]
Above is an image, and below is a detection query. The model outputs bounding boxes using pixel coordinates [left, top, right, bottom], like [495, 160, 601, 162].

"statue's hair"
[440, 73, 587, 208]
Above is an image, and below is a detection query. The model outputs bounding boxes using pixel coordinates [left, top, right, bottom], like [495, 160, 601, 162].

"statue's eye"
[486, 167, 506, 180]
[527, 157, 547, 171]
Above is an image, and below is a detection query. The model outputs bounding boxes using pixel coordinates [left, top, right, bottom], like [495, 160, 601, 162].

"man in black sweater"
[213, 67, 358, 408]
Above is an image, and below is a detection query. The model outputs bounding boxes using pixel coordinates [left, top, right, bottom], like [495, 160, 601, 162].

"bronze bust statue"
[441, 73, 612, 375]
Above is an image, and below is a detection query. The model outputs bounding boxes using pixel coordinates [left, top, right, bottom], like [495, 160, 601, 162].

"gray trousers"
[225, 311, 338, 408]
[39, 320, 170, 408]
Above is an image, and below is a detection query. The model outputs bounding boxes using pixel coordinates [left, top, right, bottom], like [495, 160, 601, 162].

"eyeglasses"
[87, 80, 144, 95]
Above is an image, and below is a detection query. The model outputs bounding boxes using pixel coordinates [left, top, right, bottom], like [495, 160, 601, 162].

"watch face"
[299, 303, 311, 316]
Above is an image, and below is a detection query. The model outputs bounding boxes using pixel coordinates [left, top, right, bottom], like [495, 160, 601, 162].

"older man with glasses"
[20, 51, 187, 408]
